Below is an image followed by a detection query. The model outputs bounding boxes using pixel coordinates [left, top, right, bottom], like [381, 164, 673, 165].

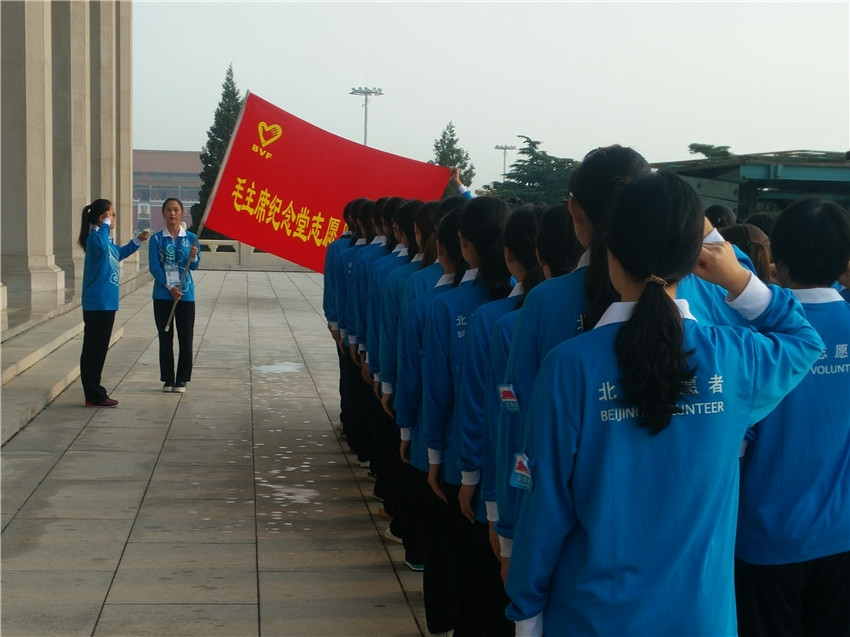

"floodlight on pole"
[494, 144, 516, 182]
[349, 87, 384, 146]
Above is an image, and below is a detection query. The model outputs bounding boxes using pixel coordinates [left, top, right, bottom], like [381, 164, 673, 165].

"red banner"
[203, 92, 451, 273]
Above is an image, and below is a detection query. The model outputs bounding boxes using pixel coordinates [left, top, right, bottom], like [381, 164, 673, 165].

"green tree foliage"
[429, 121, 475, 199]
[688, 143, 733, 159]
[479, 136, 577, 205]
[191, 64, 245, 239]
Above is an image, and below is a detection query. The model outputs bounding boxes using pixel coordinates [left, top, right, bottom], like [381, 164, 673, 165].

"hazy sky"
[133, 1, 849, 189]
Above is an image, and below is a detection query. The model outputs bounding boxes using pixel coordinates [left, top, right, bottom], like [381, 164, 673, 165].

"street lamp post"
[349, 87, 384, 146]
[494, 144, 516, 182]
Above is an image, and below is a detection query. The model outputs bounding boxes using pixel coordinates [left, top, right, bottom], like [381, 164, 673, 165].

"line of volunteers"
[322, 147, 850, 637]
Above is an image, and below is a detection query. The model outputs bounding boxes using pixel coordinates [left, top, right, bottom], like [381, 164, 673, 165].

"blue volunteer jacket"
[505, 280, 822, 637]
[82, 222, 142, 311]
[149, 229, 201, 302]
[737, 287, 850, 565]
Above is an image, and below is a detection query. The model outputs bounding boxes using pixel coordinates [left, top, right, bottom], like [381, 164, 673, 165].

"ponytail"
[606, 171, 704, 435]
[504, 204, 546, 309]
[615, 282, 695, 434]
[78, 198, 112, 251]
[459, 197, 512, 300]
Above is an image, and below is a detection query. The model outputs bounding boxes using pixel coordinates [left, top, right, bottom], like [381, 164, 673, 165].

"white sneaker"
[163, 384, 173, 393]
[383, 526, 403, 544]
[173, 382, 186, 393]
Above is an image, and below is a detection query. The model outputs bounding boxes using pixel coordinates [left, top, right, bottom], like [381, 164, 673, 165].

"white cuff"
[428, 448, 443, 465]
[329, 321, 339, 330]
[499, 535, 513, 558]
[132, 236, 141, 246]
[461, 469, 481, 486]
[358, 343, 365, 352]
[381, 382, 394, 395]
[703, 228, 723, 244]
[486, 501, 498, 522]
[165, 283, 175, 290]
[727, 273, 771, 320]
[515, 614, 543, 637]
[364, 352, 370, 363]
[340, 328, 347, 338]
[400, 427, 412, 441]
[102, 217, 112, 227]
[372, 373, 379, 383]
[457, 184, 469, 195]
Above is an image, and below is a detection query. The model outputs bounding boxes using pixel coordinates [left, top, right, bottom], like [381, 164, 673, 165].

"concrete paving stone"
[68, 426, 167, 453]
[48, 450, 159, 481]
[1, 518, 132, 571]
[257, 532, 389, 572]
[187, 365, 251, 382]
[14, 479, 148, 519]
[145, 463, 255, 500]
[251, 395, 325, 413]
[173, 400, 252, 422]
[192, 350, 250, 368]
[157, 437, 253, 466]
[166, 417, 253, 440]
[107, 542, 257, 604]
[251, 410, 333, 432]
[0, 569, 113, 636]
[0, 417, 86, 453]
[129, 498, 255, 543]
[259, 570, 421, 637]
[252, 429, 337, 450]
[255, 502, 378, 537]
[85, 402, 178, 428]
[93, 604, 259, 637]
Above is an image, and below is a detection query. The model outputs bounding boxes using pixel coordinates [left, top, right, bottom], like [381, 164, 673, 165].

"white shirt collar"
[391, 243, 404, 254]
[371, 235, 387, 246]
[508, 282, 524, 298]
[576, 251, 591, 269]
[791, 287, 844, 304]
[435, 273, 454, 287]
[161, 227, 187, 239]
[461, 268, 479, 284]
[411, 253, 424, 263]
[397, 247, 409, 257]
[355, 238, 367, 245]
[595, 299, 697, 329]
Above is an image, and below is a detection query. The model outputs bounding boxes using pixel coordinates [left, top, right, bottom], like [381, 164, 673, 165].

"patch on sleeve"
[498, 384, 520, 413]
[510, 452, 533, 491]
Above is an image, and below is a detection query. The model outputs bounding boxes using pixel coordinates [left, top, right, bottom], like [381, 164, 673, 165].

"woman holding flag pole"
[149, 197, 201, 393]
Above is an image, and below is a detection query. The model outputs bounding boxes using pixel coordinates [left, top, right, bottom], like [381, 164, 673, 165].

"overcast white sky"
[132, 1, 849, 189]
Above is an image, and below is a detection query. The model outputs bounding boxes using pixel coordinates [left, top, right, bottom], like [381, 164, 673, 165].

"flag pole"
[164, 92, 251, 332]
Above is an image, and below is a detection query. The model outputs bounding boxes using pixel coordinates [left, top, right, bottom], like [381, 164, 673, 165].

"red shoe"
[85, 397, 118, 407]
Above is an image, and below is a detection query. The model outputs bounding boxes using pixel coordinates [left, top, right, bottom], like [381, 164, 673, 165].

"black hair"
[77, 198, 112, 250]
[459, 197, 512, 300]
[415, 200, 440, 267]
[436, 210, 468, 286]
[346, 198, 369, 246]
[772, 198, 850, 287]
[607, 171, 703, 435]
[537, 202, 584, 278]
[743, 212, 778, 239]
[371, 197, 393, 250]
[162, 197, 184, 214]
[704, 204, 736, 229]
[504, 204, 545, 308]
[575, 145, 652, 330]
[395, 199, 422, 261]
[359, 200, 377, 243]
[719, 223, 772, 284]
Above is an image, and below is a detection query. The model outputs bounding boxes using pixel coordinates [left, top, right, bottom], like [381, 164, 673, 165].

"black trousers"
[417, 468, 458, 634]
[445, 483, 484, 637]
[473, 520, 514, 636]
[153, 299, 195, 385]
[735, 551, 850, 637]
[80, 310, 116, 403]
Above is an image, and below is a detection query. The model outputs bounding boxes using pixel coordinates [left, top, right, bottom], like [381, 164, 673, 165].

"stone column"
[90, 0, 116, 205]
[51, 0, 91, 291]
[115, 0, 140, 274]
[0, 1, 65, 297]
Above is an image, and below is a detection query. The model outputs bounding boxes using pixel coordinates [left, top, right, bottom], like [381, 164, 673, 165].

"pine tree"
[480, 136, 577, 205]
[191, 64, 245, 238]
[429, 122, 475, 199]
[688, 143, 733, 159]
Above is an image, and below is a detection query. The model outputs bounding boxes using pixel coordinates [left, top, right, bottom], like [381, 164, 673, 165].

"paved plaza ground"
[1, 270, 427, 636]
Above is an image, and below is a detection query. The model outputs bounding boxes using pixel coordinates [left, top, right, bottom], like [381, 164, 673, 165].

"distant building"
[653, 150, 850, 221]
[133, 150, 202, 233]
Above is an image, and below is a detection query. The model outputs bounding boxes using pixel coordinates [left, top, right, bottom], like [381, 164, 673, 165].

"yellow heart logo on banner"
[258, 122, 282, 147]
